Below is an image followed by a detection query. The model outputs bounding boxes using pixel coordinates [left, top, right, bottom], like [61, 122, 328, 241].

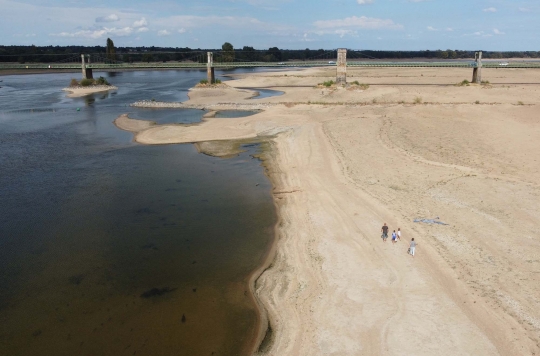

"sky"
[1, 0, 539, 50]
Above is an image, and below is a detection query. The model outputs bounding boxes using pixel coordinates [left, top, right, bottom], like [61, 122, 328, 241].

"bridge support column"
[336, 49, 347, 86]
[81, 54, 93, 80]
[207, 52, 215, 84]
[472, 51, 482, 84]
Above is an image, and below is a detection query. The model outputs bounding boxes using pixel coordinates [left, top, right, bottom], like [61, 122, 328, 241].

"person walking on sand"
[391, 230, 397, 244]
[397, 228, 401, 241]
[408, 238, 417, 257]
[381, 223, 389, 242]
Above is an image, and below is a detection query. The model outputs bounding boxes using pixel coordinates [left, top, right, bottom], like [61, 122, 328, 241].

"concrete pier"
[472, 51, 482, 84]
[336, 49, 347, 86]
[81, 54, 93, 80]
[207, 52, 215, 84]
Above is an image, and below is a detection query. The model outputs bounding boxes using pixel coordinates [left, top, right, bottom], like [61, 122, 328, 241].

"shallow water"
[0, 69, 276, 355]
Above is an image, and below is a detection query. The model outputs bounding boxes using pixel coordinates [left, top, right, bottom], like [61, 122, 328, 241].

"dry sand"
[115, 66, 540, 355]
[62, 85, 117, 97]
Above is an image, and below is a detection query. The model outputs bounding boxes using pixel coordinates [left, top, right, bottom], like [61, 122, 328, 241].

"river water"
[0, 69, 276, 355]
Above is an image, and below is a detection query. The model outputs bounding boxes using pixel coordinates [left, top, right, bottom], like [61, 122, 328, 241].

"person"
[408, 238, 417, 257]
[397, 228, 401, 241]
[381, 223, 389, 242]
[391, 230, 397, 244]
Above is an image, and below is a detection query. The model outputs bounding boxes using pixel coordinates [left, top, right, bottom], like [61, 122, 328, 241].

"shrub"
[414, 96, 423, 104]
[95, 76, 109, 85]
[199, 79, 208, 84]
[475, 100, 480, 104]
[214, 79, 222, 84]
[457, 79, 470, 87]
[481, 80, 490, 85]
[517, 101, 524, 105]
[69, 78, 79, 87]
[352, 80, 360, 85]
[322, 80, 334, 87]
[80, 78, 94, 87]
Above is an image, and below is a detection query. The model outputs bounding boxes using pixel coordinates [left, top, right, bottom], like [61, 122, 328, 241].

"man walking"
[381, 223, 389, 242]
[408, 238, 417, 257]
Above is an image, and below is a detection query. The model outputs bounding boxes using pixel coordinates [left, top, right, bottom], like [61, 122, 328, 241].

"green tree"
[221, 42, 234, 62]
[106, 38, 116, 61]
[142, 53, 154, 63]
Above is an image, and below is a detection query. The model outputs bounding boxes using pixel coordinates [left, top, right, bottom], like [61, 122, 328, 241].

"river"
[0, 69, 276, 355]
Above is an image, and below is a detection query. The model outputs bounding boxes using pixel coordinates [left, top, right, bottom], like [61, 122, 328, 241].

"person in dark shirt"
[381, 223, 389, 242]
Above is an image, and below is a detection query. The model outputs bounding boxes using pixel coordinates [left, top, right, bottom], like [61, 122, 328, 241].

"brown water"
[0, 70, 276, 355]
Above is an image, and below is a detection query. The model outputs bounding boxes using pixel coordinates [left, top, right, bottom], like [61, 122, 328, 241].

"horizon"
[0, 0, 538, 51]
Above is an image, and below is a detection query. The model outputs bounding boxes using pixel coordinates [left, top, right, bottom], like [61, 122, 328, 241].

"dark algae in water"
[0, 70, 276, 356]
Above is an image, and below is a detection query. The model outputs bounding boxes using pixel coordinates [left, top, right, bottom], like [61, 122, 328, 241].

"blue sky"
[1, 0, 538, 50]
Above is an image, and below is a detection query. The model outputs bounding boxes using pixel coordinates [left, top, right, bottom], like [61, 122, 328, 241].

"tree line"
[2, 42, 539, 64]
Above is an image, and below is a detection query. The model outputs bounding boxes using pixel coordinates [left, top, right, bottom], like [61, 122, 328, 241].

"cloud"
[483, 7, 497, 12]
[157, 29, 171, 36]
[178, 28, 187, 34]
[133, 17, 147, 27]
[313, 16, 403, 30]
[137, 27, 149, 33]
[96, 14, 119, 23]
[427, 26, 438, 31]
[51, 26, 134, 39]
[446, 27, 453, 32]
[518, 7, 530, 12]
[357, 0, 374, 4]
[493, 28, 505, 35]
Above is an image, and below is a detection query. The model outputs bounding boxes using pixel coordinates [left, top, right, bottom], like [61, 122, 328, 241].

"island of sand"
[63, 84, 118, 98]
[115, 67, 540, 355]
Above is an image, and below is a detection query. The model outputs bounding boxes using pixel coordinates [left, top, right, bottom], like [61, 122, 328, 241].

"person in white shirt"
[397, 228, 401, 241]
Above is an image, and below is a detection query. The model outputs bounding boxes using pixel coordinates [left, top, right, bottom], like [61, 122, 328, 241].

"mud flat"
[117, 66, 540, 355]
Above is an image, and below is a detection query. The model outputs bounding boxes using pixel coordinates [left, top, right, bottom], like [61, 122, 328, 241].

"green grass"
[457, 79, 470, 87]
[199, 79, 208, 84]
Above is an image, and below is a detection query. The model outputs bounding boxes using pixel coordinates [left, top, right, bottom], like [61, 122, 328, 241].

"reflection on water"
[0, 69, 276, 356]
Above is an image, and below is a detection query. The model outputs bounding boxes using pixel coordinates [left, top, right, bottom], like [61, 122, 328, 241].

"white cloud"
[446, 27, 453, 32]
[313, 16, 403, 30]
[157, 29, 171, 36]
[178, 28, 187, 34]
[133, 17, 147, 27]
[493, 28, 505, 35]
[357, 0, 374, 4]
[51, 26, 134, 39]
[483, 7, 497, 12]
[518, 7, 530, 12]
[427, 26, 438, 31]
[137, 27, 149, 33]
[96, 14, 119, 23]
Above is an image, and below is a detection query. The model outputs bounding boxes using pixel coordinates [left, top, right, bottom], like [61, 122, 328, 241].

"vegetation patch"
[456, 79, 470, 87]
[413, 96, 423, 104]
[69, 76, 111, 87]
[350, 81, 369, 90]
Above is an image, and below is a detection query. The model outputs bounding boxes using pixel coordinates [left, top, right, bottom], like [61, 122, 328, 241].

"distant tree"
[266, 47, 282, 61]
[221, 42, 234, 62]
[106, 38, 116, 61]
[142, 53, 154, 63]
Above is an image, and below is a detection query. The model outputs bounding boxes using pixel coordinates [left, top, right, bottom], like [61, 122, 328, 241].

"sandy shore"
[115, 66, 540, 355]
[62, 85, 118, 97]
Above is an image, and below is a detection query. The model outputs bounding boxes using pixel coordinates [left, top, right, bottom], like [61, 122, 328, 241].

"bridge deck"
[2, 61, 540, 70]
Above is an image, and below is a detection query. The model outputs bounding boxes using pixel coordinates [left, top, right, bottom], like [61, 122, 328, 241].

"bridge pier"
[336, 49, 347, 86]
[81, 54, 93, 80]
[472, 51, 482, 84]
[207, 52, 215, 84]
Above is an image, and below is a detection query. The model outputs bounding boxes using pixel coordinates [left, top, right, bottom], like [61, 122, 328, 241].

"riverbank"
[116, 66, 540, 355]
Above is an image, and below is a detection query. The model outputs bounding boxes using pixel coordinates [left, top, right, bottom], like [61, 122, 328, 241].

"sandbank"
[63, 85, 118, 97]
[115, 66, 540, 355]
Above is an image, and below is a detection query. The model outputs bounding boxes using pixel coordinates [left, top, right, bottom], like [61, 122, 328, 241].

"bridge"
[2, 49, 539, 85]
